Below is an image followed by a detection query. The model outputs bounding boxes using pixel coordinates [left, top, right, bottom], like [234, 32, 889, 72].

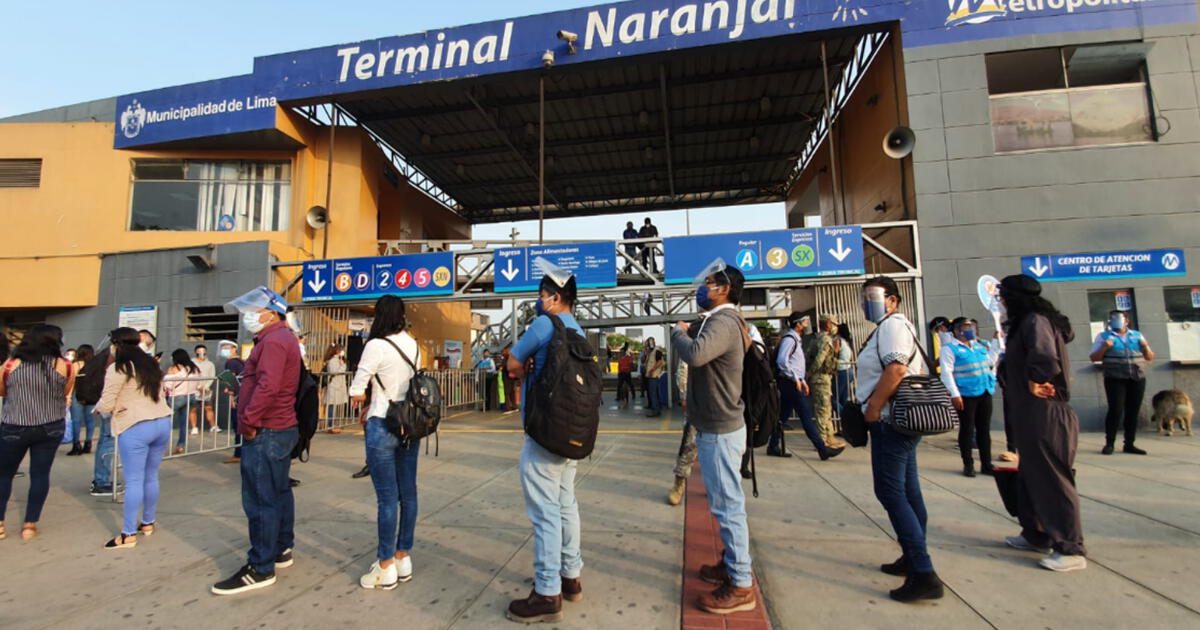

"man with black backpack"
[212, 287, 301, 596]
[670, 260, 758, 615]
[505, 261, 601, 624]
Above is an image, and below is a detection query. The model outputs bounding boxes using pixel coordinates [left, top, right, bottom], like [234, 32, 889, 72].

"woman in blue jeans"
[855, 277, 944, 603]
[348, 295, 421, 590]
[95, 328, 172, 549]
[67, 344, 97, 455]
[164, 350, 201, 454]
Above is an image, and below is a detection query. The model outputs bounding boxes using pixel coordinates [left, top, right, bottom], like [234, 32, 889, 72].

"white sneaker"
[210, 426, 223, 433]
[1005, 535, 1051, 553]
[190, 427, 199, 435]
[359, 560, 399, 590]
[1039, 551, 1087, 572]
[395, 555, 413, 583]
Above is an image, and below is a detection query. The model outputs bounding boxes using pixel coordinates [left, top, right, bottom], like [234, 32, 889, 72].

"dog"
[1152, 389, 1193, 436]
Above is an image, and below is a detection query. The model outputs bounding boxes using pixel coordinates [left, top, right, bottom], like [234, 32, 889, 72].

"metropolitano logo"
[946, 0, 1008, 26]
[120, 100, 146, 138]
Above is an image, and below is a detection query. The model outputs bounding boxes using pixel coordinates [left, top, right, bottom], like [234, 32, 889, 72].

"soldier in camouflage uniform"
[809, 315, 846, 449]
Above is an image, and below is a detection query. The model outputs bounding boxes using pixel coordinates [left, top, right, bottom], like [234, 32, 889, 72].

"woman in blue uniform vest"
[939, 317, 1002, 477]
[1088, 310, 1154, 455]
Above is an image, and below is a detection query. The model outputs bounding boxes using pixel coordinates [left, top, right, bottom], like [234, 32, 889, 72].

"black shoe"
[880, 556, 908, 576]
[963, 463, 976, 478]
[819, 446, 844, 461]
[1101, 444, 1114, 455]
[275, 548, 294, 569]
[288, 478, 301, 488]
[889, 571, 944, 603]
[211, 564, 277, 595]
[82, 442, 92, 454]
[351, 466, 370, 479]
[766, 447, 792, 458]
[66, 444, 82, 456]
[89, 482, 114, 497]
[980, 466, 995, 476]
[1123, 444, 1147, 455]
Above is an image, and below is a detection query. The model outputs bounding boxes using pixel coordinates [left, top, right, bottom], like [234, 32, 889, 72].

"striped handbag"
[885, 327, 959, 437]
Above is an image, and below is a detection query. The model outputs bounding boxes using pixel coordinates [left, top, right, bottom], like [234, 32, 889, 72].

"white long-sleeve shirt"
[349, 332, 419, 419]
[938, 337, 1002, 399]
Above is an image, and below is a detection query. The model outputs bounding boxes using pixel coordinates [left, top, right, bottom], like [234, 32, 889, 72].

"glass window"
[129, 160, 291, 232]
[1087, 289, 1139, 342]
[1164, 287, 1200, 323]
[985, 43, 1153, 153]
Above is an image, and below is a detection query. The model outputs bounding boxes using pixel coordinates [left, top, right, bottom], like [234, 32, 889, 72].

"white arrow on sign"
[1028, 257, 1049, 277]
[500, 257, 520, 282]
[828, 238, 852, 262]
[307, 268, 327, 293]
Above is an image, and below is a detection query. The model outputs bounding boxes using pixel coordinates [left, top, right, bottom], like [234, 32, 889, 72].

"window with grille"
[184, 306, 239, 342]
[129, 159, 291, 232]
[0, 159, 42, 188]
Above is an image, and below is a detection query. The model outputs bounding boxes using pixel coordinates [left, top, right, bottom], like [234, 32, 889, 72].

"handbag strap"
[371, 336, 420, 403]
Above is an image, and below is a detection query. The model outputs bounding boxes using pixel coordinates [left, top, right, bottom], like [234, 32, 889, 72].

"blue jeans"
[869, 422, 933, 573]
[240, 427, 297, 574]
[519, 437, 583, 596]
[834, 369, 851, 415]
[171, 395, 195, 448]
[117, 417, 170, 535]
[70, 397, 95, 444]
[697, 426, 752, 587]
[773, 380, 825, 454]
[365, 418, 420, 561]
[647, 377, 661, 412]
[0, 420, 65, 523]
[93, 413, 114, 486]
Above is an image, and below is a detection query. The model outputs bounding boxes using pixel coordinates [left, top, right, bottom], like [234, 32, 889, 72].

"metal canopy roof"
[332, 25, 877, 224]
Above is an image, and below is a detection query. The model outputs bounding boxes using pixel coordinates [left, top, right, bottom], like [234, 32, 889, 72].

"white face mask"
[243, 311, 267, 334]
[218, 348, 233, 359]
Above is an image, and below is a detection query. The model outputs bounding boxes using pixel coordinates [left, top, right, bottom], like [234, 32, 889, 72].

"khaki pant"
[810, 374, 835, 443]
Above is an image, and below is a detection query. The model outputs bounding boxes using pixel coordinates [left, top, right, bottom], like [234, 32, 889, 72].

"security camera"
[542, 49, 555, 68]
[556, 30, 578, 54]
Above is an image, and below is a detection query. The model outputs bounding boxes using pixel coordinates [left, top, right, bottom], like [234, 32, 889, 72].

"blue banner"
[113, 75, 278, 149]
[663, 226, 864, 284]
[302, 252, 455, 302]
[1021, 249, 1186, 282]
[494, 242, 617, 293]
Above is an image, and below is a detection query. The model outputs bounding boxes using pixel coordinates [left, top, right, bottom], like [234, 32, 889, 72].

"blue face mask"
[962, 328, 977, 341]
[534, 298, 547, 317]
[695, 286, 713, 311]
[1110, 316, 1126, 331]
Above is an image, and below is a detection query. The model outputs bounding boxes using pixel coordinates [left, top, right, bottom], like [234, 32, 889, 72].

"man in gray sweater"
[670, 262, 757, 615]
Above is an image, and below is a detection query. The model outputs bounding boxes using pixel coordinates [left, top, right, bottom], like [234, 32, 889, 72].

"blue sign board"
[494, 242, 617, 293]
[1021, 249, 1187, 282]
[112, 1, 1197, 148]
[663, 226, 865, 284]
[302, 252, 455, 302]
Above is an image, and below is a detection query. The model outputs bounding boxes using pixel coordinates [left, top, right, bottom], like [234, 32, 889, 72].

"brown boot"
[698, 563, 730, 585]
[667, 476, 686, 506]
[506, 590, 563, 623]
[561, 577, 583, 602]
[699, 582, 757, 615]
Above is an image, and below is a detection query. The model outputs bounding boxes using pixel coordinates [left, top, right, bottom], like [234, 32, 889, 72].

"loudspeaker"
[882, 126, 916, 159]
[305, 205, 329, 230]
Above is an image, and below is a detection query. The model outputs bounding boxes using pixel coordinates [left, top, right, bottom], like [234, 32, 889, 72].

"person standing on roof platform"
[622, 221, 639, 274]
[212, 287, 302, 596]
[1089, 309, 1154, 455]
[940, 317, 1002, 477]
[671, 259, 759, 615]
[638, 217, 659, 274]
[505, 261, 588, 624]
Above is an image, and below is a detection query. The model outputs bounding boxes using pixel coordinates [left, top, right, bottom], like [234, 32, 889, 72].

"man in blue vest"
[939, 317, 1001, 477]
[1089, 310, 1155, 455]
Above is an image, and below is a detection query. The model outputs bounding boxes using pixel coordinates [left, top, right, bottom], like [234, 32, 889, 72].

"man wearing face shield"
[939, 317, 1002, 477]
[998, 274, 1087, 573]
[670, 259, 759, 615]
[1089, 309, 1154, 455]
[854, 276, 944, 602]
[212, 287, 302, 596]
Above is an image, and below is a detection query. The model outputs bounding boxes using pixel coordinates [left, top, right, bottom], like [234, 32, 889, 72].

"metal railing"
[433, 369, 487, 415]
[315, 371, 356, 430]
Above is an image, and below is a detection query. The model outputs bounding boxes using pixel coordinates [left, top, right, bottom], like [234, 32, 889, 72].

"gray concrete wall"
[49, 241, 272, 356]
[905, 20, 1200, 430]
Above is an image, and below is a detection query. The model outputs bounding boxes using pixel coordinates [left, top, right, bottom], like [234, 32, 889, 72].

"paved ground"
[0, 403, 1197, 629]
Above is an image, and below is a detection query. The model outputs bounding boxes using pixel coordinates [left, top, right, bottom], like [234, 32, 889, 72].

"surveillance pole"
[538, 75, 546, 245]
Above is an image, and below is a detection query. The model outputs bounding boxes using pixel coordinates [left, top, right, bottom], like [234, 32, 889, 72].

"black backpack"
[525, 314, 603, 459]
[75, 349, 110, 405]
[743, 339, 780, 450]
[374, 338, 443, 446]
[291, 363, 319, 461]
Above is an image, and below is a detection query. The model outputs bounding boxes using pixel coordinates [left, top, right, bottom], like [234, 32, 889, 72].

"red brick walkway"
[681, 465, 772, 630]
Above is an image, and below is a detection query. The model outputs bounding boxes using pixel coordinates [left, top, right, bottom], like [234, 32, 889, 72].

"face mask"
[534, 298, 547, 317]
[66, 352, 75, 362]
[696, 285, 713, 311]
[243, 311, 267, 334]
[218, 348, 232, 359]
[1110, 315, 1126, 331]
[962, 329, 977, 341]
[139, 343, 152, 354]
[861, 287, 888, 323]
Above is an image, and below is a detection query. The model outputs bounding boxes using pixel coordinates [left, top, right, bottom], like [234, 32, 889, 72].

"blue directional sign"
[663, 226, 865, 284]
[494, 242, 617, 293]
[1021, 249, 1187, 282]
[302, 252, 455, 302]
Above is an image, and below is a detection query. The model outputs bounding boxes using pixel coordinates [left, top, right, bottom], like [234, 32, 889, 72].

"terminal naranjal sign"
[1022, 249, 1187, 282]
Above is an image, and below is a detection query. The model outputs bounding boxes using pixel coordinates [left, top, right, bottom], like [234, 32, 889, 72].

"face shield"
[691, 257, 729, 289]
[225, 286, 289, 315]
[533, 257, 573, 289]
[861, 286, 889, 324]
